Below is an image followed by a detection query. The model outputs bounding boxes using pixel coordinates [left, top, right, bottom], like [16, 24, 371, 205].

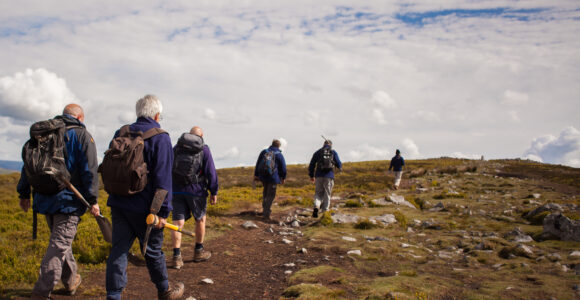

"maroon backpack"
[98, 125, 166, 196]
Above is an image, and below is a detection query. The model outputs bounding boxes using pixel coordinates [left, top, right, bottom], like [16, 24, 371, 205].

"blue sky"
[0, 1, 579, 168]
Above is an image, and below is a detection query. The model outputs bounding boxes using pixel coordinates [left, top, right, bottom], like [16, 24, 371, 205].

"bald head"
[63, 104, 84, 122]
[190, 126, 203, 137]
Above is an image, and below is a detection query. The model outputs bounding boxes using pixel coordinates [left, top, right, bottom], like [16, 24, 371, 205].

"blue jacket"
[254, 146, 287, 184]
[106, 117, 174, 219]
[308, 146, 342, 179]
[17, 114, 99, 216]
[389, 155, 405, 171]
[173, 144, 219, 198]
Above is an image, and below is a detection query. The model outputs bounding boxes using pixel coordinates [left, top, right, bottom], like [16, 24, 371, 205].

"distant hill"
[0, 160, 22, 171]
[0, 168, 17, 175]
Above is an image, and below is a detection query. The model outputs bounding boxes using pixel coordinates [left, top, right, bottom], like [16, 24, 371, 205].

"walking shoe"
[171, 254, 183, 270]
[312, 208, 319, 218]
[158, 282, 184, 300]
[193, 248, 212, 262]
[64, 273, 82, 295]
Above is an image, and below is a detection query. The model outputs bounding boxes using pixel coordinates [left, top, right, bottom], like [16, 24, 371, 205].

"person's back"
[388, 149, 405, 190]
[308, 140, 341, 218]
[254, 140, 287, 220]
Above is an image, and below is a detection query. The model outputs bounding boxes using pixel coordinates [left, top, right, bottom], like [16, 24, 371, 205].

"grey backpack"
[172, 133, 205, 186]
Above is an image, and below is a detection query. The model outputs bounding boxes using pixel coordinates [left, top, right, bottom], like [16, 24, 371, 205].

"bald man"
[18, 104, 100, 299]
[170, 126, 219, 269]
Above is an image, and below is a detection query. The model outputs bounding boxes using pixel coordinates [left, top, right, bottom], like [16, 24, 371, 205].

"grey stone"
[370, 197, 390, 206]
[331, 213, 360, 224]
[542, 213, 580, 242]
[284, 270, 293, 275]
[342, 236, 357, 242]
[547, 253, 562, 262]
[387, 194, 417, 209]
[525, 203, 563, 219]
[504, 227, 533, 243]
[569, 250, 580, 258]
[298, 248, 307, 254]
[369, 214, 397, 226]
[347, 249, 362, 256]
[200, 278, 214, 284]
[242, 221, 259, 229]
[291, 220, 300, 228]
[283, 263, 295, 267]
[282, 238, 293, 244]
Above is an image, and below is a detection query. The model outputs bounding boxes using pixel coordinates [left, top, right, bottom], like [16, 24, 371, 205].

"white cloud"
[502, 90, 529, 106]
[0, 68, 76, 121]
[371, 108, 387, 125]
[204, 108, 216, 120]
[400, 138, 420, 159]
[347, 144, 391, 161]
[371, 91, 397, 109]
[413, 110, 440, 122]
[523, 126, 580, 167]
[216, 146, 240, 160]
[508, 110, 520, 122]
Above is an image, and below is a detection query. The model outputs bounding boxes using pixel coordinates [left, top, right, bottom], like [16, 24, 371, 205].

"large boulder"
[525, 203, 563, 219]
[387, 194, 417, 209]
[542, 213, 580, 242]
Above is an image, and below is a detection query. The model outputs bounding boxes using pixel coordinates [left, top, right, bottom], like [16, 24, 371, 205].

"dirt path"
[42, 211, 325, 300]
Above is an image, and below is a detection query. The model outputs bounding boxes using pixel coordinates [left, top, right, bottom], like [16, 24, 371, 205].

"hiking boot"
[193, 248, 212, 262]
[312, 208, 319, 218]
[158, 282, 184, 300]
[64, 273, 82, 295]
[171, 254, 183, 270]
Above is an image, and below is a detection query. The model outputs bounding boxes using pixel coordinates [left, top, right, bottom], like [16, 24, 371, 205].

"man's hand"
[310, 177, 315, 183]
[90, 203, 101, 217]
[156, 217, 167, 229]
[19, 198, 30, 212]
[210, 195, 218, 205]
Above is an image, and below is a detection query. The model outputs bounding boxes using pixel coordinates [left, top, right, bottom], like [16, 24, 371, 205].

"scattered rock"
[499, 244, 534, 259]
[369, 214, 397, 226]
[265, 227, 274, 233]
[186, 297, 196, 300]
[200, 278, 214, 285]
[542, 213, 580, 242]
[533, 193, 541, 199]
[387, 194, 417, 209]
[569, 251, 580, 258]
[331, 213, 360, 224]
[347, 250, 362, 256]
[525, 203, 563, 219]
[264, 240, 274, 244]
[429, 201, 446, 212]
[438, 251, 454, 259]
[282, 239, 293, 244]
[370, 198, 390, 206]
[284, 270, 293, 275]
[298, 248, 307, 254]
[291, 220, 300, 228]
[283, 263, 296, 267]
[421, 220, 443, 230]
[242, 221, 259, 230]
[342, 236, 357, 242]
[504, 227, 533, 243]
[547, 253, 562, 262]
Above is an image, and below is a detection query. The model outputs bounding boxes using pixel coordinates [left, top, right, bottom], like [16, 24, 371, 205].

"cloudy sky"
[1, 0, 579, 168]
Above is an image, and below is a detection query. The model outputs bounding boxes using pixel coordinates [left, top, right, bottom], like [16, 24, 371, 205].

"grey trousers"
[313, 177, 334, 212]
[262, 182, 277, 218]
[32, 214, 80, 297]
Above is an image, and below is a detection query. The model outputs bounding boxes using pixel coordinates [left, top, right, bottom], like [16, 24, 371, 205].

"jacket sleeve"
[17, 167, 31, 199]
[75, 128, 99, 205]
[150, 133, 173, 219]
[277, 152, 287, 180]
[254, 150, 265, 177]
[204, 146, 219, 196]
[389, 157, 393, 170]
[308, 150, 318, 178]
[333, 150, 342, 170]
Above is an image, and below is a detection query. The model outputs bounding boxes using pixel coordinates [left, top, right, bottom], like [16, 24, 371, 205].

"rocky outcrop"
[542, 213, 580, 242]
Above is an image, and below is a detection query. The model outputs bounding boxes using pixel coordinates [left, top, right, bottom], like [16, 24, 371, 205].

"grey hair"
[136, 94, 163, 119]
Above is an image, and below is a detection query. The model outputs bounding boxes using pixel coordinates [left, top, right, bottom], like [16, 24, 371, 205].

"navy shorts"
[172, 194, 207, 221]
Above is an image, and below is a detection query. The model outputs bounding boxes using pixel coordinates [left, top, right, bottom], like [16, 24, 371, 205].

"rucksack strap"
[143, 127, 167, 140]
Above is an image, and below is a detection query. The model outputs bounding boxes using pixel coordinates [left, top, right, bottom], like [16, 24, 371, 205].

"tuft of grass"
[354, 219, 377, 230]
[288, 265, 345, 285]
[319, 211, 333, 226]
[393, 211, 407, 228]
[345, 199, 364, 208]
[528, 211, 550, 225]
[281, 283, 345, 299]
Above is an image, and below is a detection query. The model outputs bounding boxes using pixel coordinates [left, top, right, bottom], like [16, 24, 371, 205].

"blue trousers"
[106, 208, 168, 299]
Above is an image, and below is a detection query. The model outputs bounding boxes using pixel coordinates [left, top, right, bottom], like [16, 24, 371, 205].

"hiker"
[104, 95, 183, 300]
[253, 139, 287, 221]
[309, 139, 342, 218]
[388, 149, 405, 190]
[170, 126, 218, 270]
[17, 104, 100, 300]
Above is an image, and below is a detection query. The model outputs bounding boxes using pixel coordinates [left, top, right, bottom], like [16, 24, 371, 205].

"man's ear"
[154, 113, 160, 122]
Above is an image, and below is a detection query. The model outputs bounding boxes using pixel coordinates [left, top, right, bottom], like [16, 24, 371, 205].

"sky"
[0, 0, 579, 169]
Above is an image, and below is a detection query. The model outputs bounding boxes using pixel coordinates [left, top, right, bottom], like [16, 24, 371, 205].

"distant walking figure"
[254, 139, 287, 221]
[309, 139, 342, 218]
[389, 149, 405, 190]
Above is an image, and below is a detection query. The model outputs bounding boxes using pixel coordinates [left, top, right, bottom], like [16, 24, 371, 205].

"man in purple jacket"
[105, 95, 183, 300]
[170, 126, 218, 269]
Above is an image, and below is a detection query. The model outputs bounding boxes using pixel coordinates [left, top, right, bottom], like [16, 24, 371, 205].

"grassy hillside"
[1, 158, 579, 299]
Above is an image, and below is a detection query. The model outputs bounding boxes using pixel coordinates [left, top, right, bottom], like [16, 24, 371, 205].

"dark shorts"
[172, 194, 207, 221]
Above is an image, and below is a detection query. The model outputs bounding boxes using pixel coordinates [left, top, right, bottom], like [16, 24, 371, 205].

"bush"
[354, 219, 377, 230]
[345, 199, 364, 208]
[393, 211, 407, 228]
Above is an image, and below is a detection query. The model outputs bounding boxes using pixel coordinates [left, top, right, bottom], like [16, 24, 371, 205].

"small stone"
[342, 236, 357, 242]
[264, 240, 274, 244]
[186, 297, 197, 300]
[291, 220, 300, 228]
[323, 256, 330, 261]
[284, 270, 292, 275]
[347, 250, 362, 256]
[242, 221, 259, 229]
[200, 278, 214, 284]
[569, 251, 580, 258]
[284, 263, 296, 267]
[533, 193, 541, 199]
[547, 253, 562, 262]
[298, 248, 308, 254]
[282, 238, 293, 244]
[265, 227, 274, 233]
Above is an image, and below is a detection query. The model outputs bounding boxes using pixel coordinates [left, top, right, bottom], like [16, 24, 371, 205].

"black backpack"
[257, 149, 277, 177]
[98, 125, 166, 196]
[22, 118, 70, 195]
[318, 147, 334, 171]
[172, 133, 205, 186]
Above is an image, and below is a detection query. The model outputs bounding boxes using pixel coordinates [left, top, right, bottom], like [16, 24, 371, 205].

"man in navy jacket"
[254, 139, 287, 221]
[18, 104, 100, 299]
[170, 126, 219, 269]
[105, 95, 183, 300]
[308, 140, 342, 218]
[388, 149, 405, 190]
